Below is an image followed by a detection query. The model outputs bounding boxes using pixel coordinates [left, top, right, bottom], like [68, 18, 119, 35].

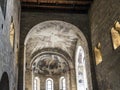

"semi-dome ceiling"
[32, 54, 69, 75]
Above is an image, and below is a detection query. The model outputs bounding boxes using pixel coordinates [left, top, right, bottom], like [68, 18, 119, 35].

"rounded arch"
[31, 48, 72, 62]
[24, 20, 87, 46]
[0, 72, 9, 90]
[75, 46, 88, 90]
[59, 76, 66, 90]
[24, 20, 93, 90]
[33, 77, 40, 90]
[31, 53, 71, 75]
[30, 51, 72, 69]
[76, 46, 85, 64]
[46, 78, 54, 90]
[24, 20, 88, 67]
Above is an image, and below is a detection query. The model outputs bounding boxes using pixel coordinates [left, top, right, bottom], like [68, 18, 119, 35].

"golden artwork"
[111, 21, 120, 50]
[10, 22, 15, 47]
[94, 43, 102, 65]
[115, 21, 120, 31]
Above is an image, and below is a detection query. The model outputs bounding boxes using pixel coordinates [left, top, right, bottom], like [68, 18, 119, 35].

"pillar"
[70, 68, 77, 90]
[25, 70, 32, 90]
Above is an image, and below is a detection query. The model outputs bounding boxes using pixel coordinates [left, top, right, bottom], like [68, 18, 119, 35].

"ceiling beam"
[21, 0, 92, 13]
[21, 0, 92, 5]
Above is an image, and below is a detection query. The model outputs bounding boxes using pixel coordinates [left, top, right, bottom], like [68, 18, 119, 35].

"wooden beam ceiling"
[21, 0, 93, 13]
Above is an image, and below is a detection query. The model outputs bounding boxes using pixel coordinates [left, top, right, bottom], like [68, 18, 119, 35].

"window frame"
[46, 78, 54, 90]
[33, 77, 40, 90]
[59, 76, 66, 90]
[75, 46, 88, 90]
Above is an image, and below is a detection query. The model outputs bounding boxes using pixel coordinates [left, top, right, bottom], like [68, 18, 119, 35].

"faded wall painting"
[32, 54, 69, 75]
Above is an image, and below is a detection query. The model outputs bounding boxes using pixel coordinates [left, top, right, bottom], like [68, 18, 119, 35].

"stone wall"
[0, 0, 20, 90]
[90, 0, 120, 90]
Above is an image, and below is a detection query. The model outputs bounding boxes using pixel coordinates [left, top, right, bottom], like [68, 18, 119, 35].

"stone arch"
[75, 46, 88, 90]
[0, 72, 9, 90]
[59, 76, 66, 90]
[24, 20, 88, 67]
[33, 77, 40, 90]
[31, 53, 70, 75]
[30, 50, 72, 70]
[24, 20, 87, 46]
[46, 78, 54, 90]
[24, 20, 92, 90]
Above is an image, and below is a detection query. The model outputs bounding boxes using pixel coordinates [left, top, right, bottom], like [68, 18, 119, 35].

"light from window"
[34, 78, 37, 90]
[60, 77, 66, 90]
[46, 78, 53, 90]
[75, 46, 88, 90]
[33, 77, 40, 90]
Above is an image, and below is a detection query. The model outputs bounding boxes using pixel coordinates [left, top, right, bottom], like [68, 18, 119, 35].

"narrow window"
[46, 78, 53, 90]
[60, 77, 66, 90]
[76, 46, 88, 90]
[34, 77, 40, 90]
[0, 0, 7, 18]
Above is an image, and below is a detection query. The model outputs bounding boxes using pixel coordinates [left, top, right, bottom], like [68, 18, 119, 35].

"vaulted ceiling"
[25, 21, 88, 75]
[21, 0, 93, 13]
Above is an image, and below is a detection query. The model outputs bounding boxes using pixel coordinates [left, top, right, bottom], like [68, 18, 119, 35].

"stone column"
[70, 68, 77, 90]
[40, 76, 46, 90]
[54, 76, 59, 90]
[25, 70, 32, 90]
[65, 72, 70, 90]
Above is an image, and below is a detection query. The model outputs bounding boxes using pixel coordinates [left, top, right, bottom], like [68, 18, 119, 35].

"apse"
[24, 20, 92, 90]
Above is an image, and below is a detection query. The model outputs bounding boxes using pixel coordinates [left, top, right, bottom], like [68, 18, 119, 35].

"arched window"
[75, 46, 88, 90]
[0, 0, 7, 18]
[46, 78, 53, 90]
[60, 77, 66, 90]
[0, 72, 9, 90]
[33, 77, 40, 90]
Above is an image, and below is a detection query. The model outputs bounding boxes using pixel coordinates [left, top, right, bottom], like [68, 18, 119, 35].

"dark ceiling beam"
[21, 3, 90, 10]
[21, 0, 92, 5]
[21, 0, 92, 13]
